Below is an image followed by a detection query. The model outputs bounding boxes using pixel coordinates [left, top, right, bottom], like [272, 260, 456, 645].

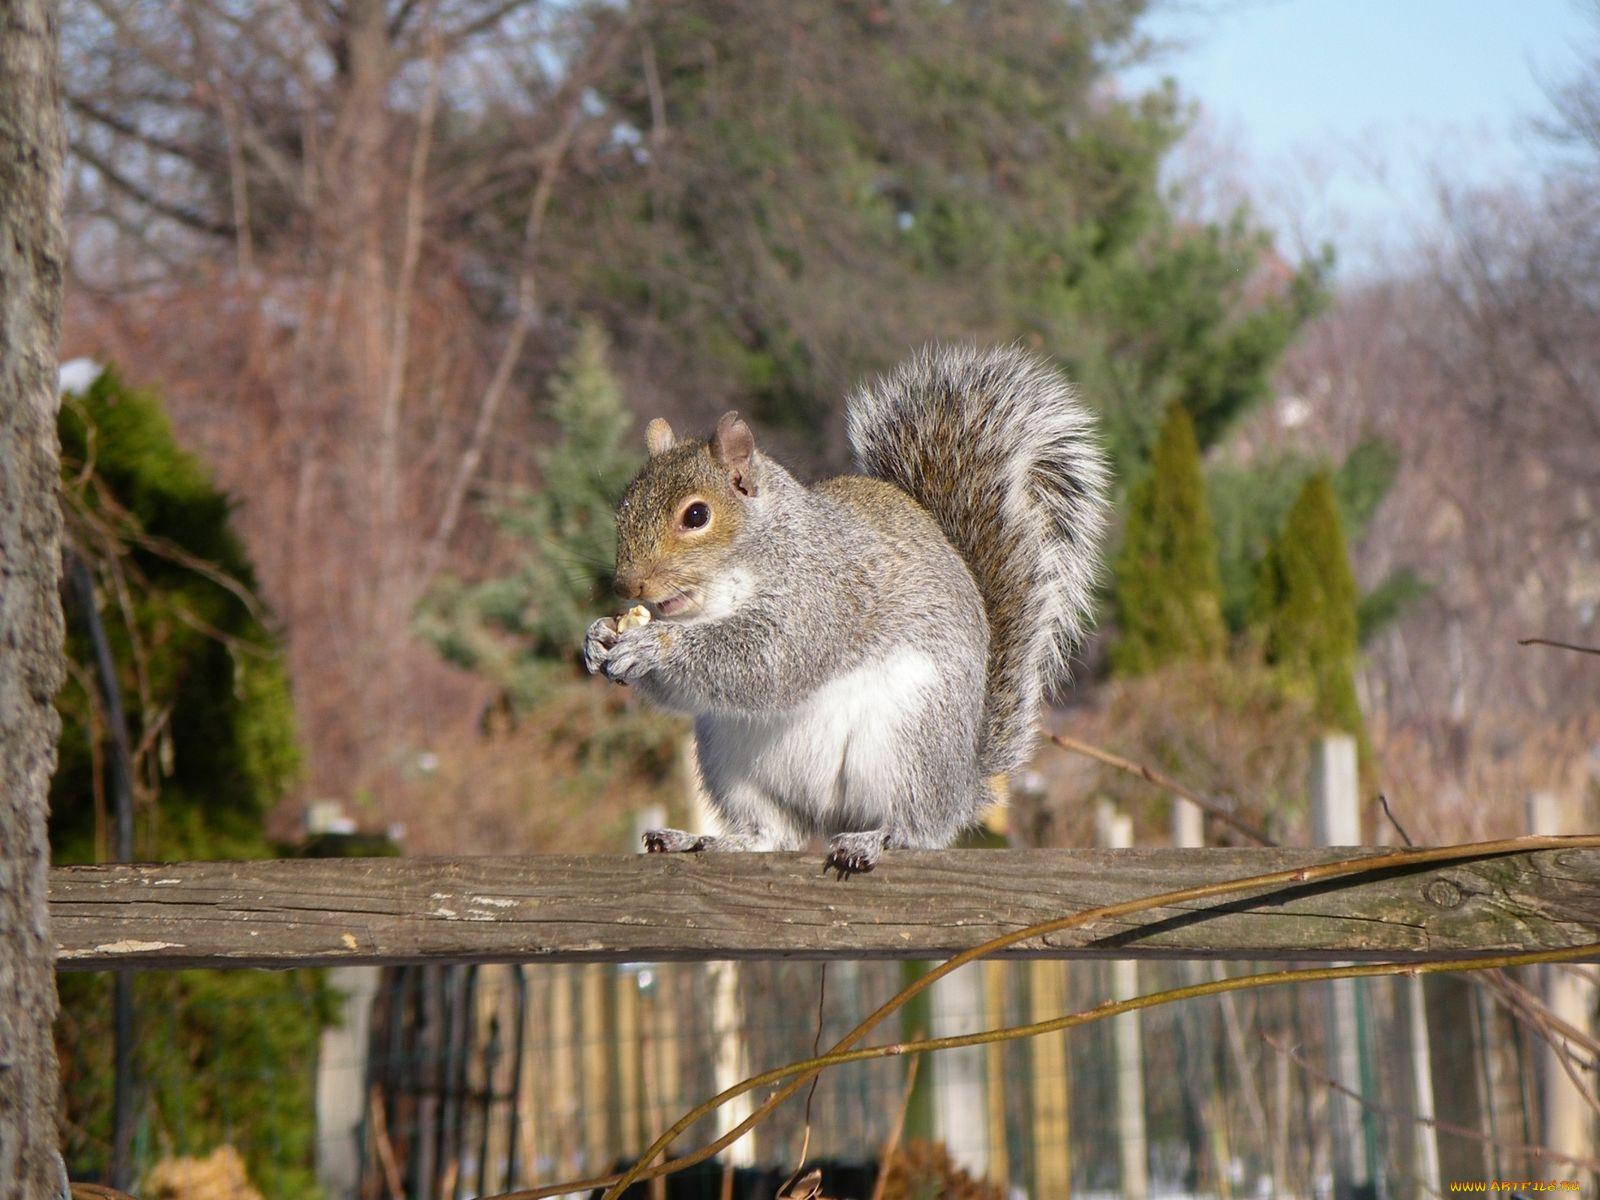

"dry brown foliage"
[376, 679, 686, 856]
[1372, 708, 1600, 844]
[143, 1146, 261, 1200]
[876, 1140, 1005, 1200]
[1033, 659, 1319, 848]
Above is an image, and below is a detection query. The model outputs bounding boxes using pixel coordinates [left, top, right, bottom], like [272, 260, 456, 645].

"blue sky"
[1127, 0, 1593, 273]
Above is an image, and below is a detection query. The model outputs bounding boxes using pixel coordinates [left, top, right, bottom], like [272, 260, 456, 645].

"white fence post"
[683, 736, 756, 1168]
[930, 962, 990, 1178]
[316, 965, 380, 1199]
[1528, 790, 1596, 1187]
[1099, 799, 1148, 1200]
[1310, 734, 1377, 1200]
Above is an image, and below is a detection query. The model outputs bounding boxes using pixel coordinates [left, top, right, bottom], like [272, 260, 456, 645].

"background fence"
[53, 740, 1600, 1199]
[299, 955, 1584, 1200]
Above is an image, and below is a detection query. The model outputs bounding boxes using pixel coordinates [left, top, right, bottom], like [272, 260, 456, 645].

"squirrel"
[583, 344, 1110, 873]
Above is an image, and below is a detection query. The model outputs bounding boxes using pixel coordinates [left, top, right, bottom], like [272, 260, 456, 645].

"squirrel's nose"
[614, 573, 644, 601]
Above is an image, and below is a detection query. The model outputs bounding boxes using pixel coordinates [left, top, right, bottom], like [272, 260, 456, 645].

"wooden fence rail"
[50, 844, 1600, 971]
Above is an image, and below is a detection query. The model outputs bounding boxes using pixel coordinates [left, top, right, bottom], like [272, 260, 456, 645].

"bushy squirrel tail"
[847, 344, 1111, 776]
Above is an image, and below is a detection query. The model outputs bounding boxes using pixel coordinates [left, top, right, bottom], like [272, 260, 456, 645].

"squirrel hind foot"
[642, 829, 776, 854]
[642, 828, 712, 853]
[824, 830, 891, 878]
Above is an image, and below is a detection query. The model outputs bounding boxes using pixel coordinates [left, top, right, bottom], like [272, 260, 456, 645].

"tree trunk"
[0, 0, 68, 1194]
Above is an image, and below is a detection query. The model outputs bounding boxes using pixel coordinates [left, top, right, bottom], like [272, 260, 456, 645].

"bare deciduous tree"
[0, 0, 69, 1192]
[62, 0, 643, 808]
[1273, 169, 1600, 838]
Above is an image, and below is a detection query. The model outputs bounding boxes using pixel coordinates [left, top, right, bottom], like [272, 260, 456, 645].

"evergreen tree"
[550, 0, 1326, 464]
[1210, 437, 1425, 637]
[526, 320, 639, 650]
[1111, 402, 1226, 674]
[52, 368, 328, 1197]
[1252, 471, 1367, 749]
[418, 321, 642, 706]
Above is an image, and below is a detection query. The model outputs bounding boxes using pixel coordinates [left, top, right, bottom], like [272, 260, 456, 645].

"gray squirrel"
[583, 344, 1110, 873]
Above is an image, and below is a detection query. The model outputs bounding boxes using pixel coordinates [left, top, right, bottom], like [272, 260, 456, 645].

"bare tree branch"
[417, 5, 644, 590]
[66, 94, 216, 167]
[70, 141, 235, 238]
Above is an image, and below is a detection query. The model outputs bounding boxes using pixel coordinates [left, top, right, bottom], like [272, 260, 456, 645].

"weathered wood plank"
[49, 846, 1600, 971]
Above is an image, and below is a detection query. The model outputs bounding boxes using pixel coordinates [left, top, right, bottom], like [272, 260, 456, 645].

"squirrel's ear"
[712, 411, 759, 497]
[645, 418, 675, 457]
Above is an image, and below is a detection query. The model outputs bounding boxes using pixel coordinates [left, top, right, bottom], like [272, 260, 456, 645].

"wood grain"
[50, 846, 1600, 971]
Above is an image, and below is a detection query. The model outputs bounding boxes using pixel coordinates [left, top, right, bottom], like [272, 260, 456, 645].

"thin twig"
[589, 836, 1600, 1199]
[1043, 728, 1276, 846]
[76, 472, 273, 627]
[377, 11, 444, 580]
[1518, 637, 1600, 656]
[368, 1083, 406, 1200]
[1482, 970, 1600, 1064]
[1478, 968, 1600, 1130]
[778, 964, 829, 1197]
[1262, 1031, 1600, 1170]
[214, 81, 254, 275]
[1378, 793, 1414, 847]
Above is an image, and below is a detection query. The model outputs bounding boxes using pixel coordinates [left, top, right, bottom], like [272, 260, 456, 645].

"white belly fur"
[697, 647, 942, 836]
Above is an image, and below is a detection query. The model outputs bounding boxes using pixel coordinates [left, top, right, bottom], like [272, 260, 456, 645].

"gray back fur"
[847, 345, 1110, 775]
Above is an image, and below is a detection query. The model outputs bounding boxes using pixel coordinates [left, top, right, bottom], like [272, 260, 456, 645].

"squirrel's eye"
[681, 501, 711, 530]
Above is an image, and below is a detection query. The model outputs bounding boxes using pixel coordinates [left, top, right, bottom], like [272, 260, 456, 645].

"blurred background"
[46, 0, 1600, 1195]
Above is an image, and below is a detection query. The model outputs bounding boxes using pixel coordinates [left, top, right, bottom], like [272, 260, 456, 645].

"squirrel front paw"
[587, 619, 665, 684]
[582, 616, 620, 676]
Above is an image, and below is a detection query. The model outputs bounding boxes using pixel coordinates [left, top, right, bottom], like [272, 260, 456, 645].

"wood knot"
[1424, 877, 1464, 909]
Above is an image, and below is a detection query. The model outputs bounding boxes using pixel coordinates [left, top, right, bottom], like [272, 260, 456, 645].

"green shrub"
[52, 367, 328, 1198]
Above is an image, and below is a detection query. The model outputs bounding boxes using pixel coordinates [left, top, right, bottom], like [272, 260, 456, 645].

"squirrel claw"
[824, 831, 890, 878]
[582, 616, 620, 676]
[642, 828, 710, 854]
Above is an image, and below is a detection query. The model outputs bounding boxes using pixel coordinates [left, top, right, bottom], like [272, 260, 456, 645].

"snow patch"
[59, 358, 104, 395]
